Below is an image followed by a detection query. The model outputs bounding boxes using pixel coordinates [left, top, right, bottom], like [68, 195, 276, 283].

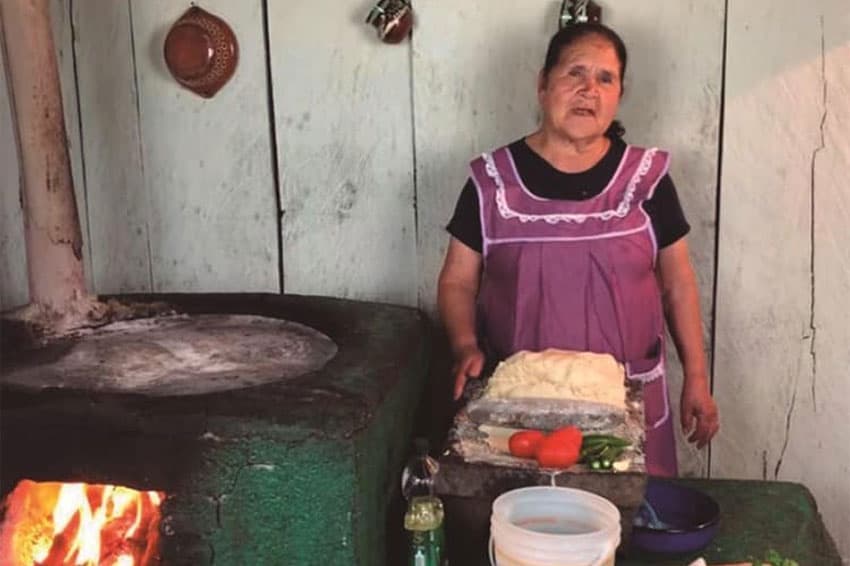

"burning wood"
[0, 480, 164, 566]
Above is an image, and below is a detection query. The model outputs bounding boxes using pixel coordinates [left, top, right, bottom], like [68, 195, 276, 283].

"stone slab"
[451, 378, 647, 474]
[434, 374, 649, 564]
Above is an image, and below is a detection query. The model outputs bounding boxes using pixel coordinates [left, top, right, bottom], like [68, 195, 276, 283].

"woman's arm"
[656, 238, 719, 448]
[438, 237, 485, 399]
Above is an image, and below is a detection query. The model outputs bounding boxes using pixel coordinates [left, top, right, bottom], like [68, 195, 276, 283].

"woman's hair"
[542, 23, 628, 139]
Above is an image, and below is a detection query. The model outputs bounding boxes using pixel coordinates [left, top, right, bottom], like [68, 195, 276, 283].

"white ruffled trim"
[484, 148, 657, 224]
[626, 358, 665, 383]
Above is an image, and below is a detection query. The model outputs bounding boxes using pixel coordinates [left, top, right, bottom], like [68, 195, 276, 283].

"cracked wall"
[713, 0, 850, 560]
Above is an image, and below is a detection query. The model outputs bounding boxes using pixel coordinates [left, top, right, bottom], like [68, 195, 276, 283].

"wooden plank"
[412, 1, 544, 317]
[268, 0, 416, 305]
[413, 1, 724, 476]
[805, 5, 850, 559]
[0, 24, 28, 310]
[128, 0, 278, 292]
[72, 0, 151, 293]
[713, 0, 825, 494]
[715, 2, 850, 557]
[50, 0, 93, 292]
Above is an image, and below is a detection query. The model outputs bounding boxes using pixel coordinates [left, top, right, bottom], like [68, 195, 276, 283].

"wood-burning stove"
[1, 293, 430, 565]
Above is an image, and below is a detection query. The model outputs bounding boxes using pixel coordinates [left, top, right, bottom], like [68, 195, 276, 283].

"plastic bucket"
[489, 486, 621, 566]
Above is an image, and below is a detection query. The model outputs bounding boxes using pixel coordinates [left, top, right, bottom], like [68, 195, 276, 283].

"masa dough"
[483, 349, 626, 408]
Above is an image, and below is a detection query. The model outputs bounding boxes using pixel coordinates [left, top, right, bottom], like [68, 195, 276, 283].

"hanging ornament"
[366, 0, 414, 44]
[559, 0, 603, 29]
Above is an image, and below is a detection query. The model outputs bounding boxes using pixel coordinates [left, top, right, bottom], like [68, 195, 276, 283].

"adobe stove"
[0, 293, 430, 565]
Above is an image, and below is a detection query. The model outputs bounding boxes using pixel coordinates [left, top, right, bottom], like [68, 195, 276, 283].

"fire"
[0, 480, 164, 566]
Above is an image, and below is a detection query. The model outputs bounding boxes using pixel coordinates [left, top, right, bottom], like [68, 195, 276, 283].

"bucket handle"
[489, 534, 617, 566]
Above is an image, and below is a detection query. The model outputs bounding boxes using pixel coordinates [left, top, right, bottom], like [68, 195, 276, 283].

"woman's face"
[538, 34, 622, 143]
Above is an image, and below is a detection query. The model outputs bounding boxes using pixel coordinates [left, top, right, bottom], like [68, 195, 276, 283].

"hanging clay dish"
[164, 6, 238, 98]
[366, 0, 414, 44]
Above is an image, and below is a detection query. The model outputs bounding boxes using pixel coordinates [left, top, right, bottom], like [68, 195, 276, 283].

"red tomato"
[549, 426, 583, 446]
[508, 430, 545, 459]
[535, 433, 581, 469]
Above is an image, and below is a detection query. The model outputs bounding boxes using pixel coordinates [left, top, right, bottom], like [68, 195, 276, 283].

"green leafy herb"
[749, 549, 799, 566]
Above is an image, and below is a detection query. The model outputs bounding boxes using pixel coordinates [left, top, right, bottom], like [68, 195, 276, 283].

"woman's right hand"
[452, 345, 485, 400]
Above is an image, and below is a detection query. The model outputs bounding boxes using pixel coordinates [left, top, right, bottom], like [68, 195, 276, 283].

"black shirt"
[447, 137, 690, 252]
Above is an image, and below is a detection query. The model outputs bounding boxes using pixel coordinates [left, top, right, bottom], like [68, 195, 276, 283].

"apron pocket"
[626, 334, 669, 430]
[625, 335, 664, 382]
[639, 372, 670, 430]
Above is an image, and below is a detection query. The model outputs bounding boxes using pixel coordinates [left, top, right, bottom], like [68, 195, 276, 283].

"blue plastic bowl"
[631, 478, 720, 554]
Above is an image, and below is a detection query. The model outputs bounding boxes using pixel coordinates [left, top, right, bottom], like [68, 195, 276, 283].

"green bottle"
[402, 440, 447, 566]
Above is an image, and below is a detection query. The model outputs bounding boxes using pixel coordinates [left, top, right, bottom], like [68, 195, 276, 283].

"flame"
[0, 480, 164, 566]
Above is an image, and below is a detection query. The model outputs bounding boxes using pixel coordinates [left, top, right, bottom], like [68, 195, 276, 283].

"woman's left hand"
[657, 239, 719, 449]
[680, 376, 719, 449]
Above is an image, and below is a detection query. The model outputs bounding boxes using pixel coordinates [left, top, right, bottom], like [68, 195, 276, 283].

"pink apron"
[471, 144, 677, 477]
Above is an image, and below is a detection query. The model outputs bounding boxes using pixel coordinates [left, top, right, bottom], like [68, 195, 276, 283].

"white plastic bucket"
[489, 486, 621, 566]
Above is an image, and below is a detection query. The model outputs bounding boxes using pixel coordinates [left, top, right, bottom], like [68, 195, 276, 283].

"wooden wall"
[1, 0, 280, 301]
[1, 0, 848, 559]
[267, 0, 417, 305]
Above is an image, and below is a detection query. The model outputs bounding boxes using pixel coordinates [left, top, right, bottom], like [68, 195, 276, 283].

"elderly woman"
[437, 22, 719, 477]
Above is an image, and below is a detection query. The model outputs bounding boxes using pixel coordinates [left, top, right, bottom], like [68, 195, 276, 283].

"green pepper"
[579, 434, 631, 471]
[579, 442, 608, 462]
[585, 445, 625, 472]
[581, 434, 631, 448]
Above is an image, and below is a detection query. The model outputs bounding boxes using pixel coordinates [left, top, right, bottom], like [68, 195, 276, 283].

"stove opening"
[0, 480, 165, 566]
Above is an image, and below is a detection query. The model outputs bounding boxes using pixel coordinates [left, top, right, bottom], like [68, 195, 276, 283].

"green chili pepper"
[581, 434, 631, 448]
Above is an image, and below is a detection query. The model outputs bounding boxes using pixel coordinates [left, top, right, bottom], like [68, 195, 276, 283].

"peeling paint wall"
[1, 0, 849, 560]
